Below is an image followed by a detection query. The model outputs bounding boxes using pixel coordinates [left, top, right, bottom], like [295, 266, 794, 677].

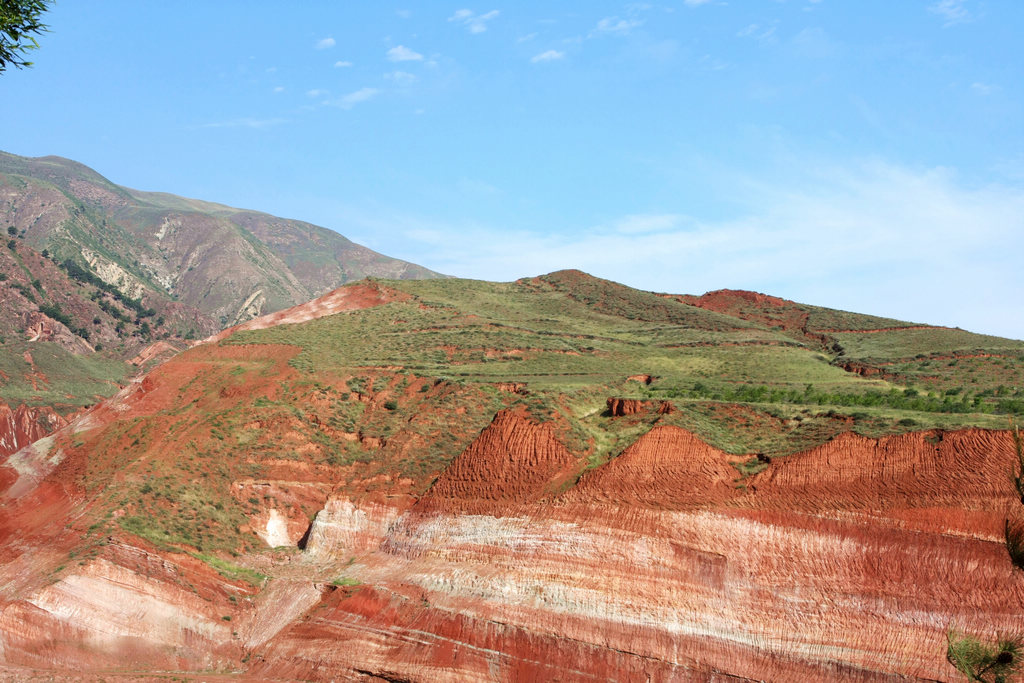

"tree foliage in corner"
[947, 629, 1023, 682]
[0, 0, 50, 73]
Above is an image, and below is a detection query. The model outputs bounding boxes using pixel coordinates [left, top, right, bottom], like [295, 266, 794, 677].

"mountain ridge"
[0, 150, 446, 453]
[1, 270, 1022, 679]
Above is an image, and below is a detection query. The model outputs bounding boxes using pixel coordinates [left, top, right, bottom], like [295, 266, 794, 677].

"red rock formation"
[204, 280, 407, 344]
[750, 428, 1015, 515]
[0, 402, 68, 457]
[606, 397, 675, 416]
[128, 340, 181, 367]
[2, 368, 1023, 682]
[565, 425, 737, 508]
[421, 408, 578, 511]
[22, 311, 94, 355]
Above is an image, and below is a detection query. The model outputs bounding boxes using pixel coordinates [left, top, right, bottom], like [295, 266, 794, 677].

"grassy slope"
[49, 270, 1018, 558]
[0, 340, 128, 408]
[233, 272, 1022, 458]
[0, 149, 445, 417]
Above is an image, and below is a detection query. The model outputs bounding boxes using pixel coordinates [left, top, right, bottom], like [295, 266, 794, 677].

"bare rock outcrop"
[606, 396, 675, 416]
[421, 408, 578, 511]
[565, 424, 737, 508]
[0, 402, 68, 457]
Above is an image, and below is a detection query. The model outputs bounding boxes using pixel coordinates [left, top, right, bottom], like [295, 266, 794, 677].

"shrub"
[947, 628, 1022, 682]
[1006, 519, 1024, 571]
[332, 576, 361, 587]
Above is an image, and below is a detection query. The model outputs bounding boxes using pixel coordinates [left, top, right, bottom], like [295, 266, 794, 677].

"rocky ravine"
[1, 401, 1021, 681]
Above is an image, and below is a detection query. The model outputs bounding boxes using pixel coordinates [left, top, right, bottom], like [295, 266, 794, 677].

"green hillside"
[232, 271, 1024, 460]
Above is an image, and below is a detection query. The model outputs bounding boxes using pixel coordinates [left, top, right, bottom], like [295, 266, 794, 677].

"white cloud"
[591, 17, 644, 36]
[328, 87, 381, 109]
[384, 160, 1024, 339]
[334, 60, 353, 68]
[698, 54, 728, 71]
[316, 37, 336, 49]
[306, 89, 328, 98]
[737, 22, 778, 45]
[531, 49, 564, 63]
[929, 0, 971, 26]
[387, 45, 424, 62]
[385, 70, 417, 86]
[517, 32, 538, 43]
[272, 86, 284, 93]
[448, 9, 500, 33]
[970, 81, 997, 95]
[683, 0, 713, 6]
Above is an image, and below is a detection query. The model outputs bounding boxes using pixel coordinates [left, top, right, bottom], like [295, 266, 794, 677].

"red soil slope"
[564, 424, 739, 508]
[205, 279, 407, 344]
[421, 408, 578, 512]
[1, 357, 1022, 680]
[267, 421, 1021, 681]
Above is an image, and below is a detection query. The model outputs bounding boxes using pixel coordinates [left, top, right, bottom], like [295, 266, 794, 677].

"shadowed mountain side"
[0, 151, 444, 329]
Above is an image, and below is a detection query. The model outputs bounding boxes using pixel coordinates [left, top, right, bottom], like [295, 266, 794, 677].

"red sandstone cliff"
[1, 390, 1022, 681]
[0, 402, 68, 458]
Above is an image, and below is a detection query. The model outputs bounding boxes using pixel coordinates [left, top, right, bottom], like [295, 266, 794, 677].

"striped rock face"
[3, 402, 1021, 681]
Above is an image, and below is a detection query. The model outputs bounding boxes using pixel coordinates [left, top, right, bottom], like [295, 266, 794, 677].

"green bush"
[1006, 520, 1024, 571]
[947, 628, 1022, 682]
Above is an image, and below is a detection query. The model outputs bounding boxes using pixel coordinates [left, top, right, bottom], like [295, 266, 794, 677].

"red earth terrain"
[0, 284, 1022, 681]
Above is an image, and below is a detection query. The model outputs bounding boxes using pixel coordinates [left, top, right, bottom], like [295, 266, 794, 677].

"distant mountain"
[0, 151, 444, 329]
[0, 151, 445, 453]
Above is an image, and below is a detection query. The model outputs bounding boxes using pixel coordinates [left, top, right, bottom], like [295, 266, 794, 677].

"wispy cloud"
[194, 117, 287, 130]
[385, 71, 417, 86]
[590, 17, 644, 37]
[517, 32, 538, 43]
[531, 49, 564, 63]
[387, 45, 423, 62]
[272, 86, 284, 93]
[970, 81, 997, 95]
[387, 160, 1024, 338]
[315, 37, 336, 49]
[334, 60, 353, 68]
[448, 9, 500, 34]
[737, 23, 778, 45]
[929, 0, 971, 26]
[306, 89, 328, 98]
[328, 87, 381, 109]
[683, 0, 713, 6]
[791, 27, 840, 59]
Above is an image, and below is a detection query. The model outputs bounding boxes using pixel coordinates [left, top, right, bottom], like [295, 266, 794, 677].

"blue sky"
[2, 1, 1022, 337]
